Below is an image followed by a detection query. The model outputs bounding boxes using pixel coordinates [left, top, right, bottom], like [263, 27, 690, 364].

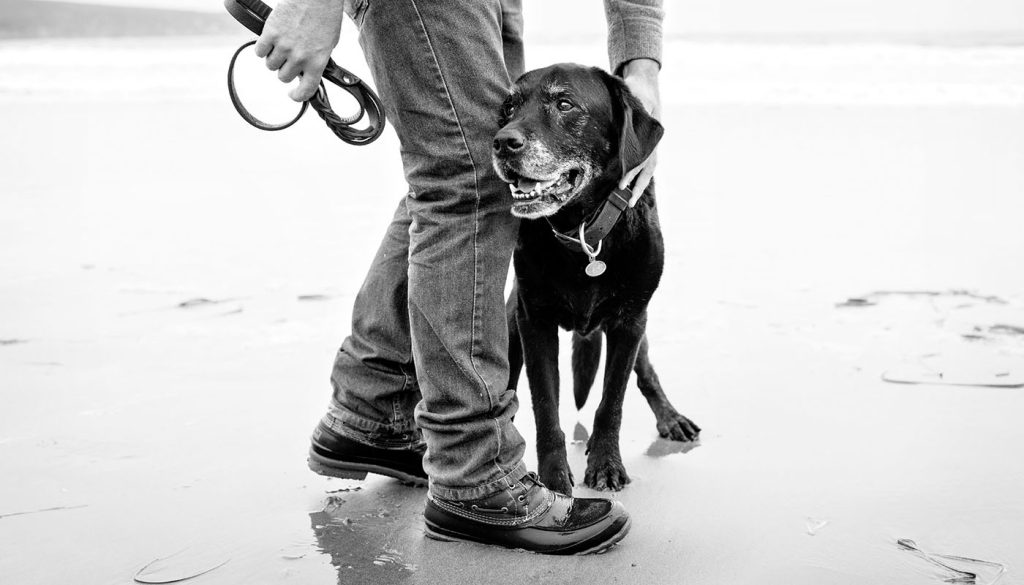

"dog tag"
[585, 260, 606, 277]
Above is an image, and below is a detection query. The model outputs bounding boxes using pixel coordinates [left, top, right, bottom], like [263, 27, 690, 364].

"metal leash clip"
[224, 0, 386, 145]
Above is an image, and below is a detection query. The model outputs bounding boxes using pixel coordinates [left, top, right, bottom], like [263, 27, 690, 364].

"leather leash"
[224, 0, 386, 145]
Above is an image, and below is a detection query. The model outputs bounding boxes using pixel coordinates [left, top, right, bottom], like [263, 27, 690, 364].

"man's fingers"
[629, 166, 655, 206]
[264, 47, 287, 72]
[289, 71, 322, 102]
[254, 37, 273, 58]
[287, 55, 330, 101]
[618, 166, 641, 191]
[620, 151, 658, 207]
[277, 60, 302, 83]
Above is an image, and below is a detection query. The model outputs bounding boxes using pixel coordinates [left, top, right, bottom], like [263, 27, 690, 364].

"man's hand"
[254, 0, 345, 102]
[619, 58, 661, 206]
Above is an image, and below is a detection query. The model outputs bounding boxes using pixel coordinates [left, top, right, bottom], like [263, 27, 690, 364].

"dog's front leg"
[635, 334, 701, 441]
[584, 321, 643, 491]
[517, 302, 574, 495]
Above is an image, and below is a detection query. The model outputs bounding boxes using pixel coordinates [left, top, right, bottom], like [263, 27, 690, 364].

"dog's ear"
[608, 75, 664, 178]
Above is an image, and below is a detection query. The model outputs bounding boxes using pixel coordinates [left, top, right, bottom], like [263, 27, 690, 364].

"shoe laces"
[522, 471, 544, 487]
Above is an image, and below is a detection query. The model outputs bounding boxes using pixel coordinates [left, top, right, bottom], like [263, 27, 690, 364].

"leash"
[224, 0, 386, 145]
[548, 187, 633, 278]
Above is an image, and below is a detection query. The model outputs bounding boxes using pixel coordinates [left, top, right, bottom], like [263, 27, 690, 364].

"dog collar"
[547, 187, 631, 277]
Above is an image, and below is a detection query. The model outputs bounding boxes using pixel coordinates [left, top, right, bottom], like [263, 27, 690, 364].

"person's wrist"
[621, 58, 660, 117]
[621, 58, 660, 80]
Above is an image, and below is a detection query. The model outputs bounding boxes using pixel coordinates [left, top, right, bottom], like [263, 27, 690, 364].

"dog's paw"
[583, 456, 631, 491]
[539, 460, 575, 495]
[543, 469, 575, 496]
[657, 411, 701, 442]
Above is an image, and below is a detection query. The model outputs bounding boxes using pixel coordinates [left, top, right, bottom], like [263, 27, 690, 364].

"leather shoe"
[307, 418, 427, 486]
[424, 473, 630, 555]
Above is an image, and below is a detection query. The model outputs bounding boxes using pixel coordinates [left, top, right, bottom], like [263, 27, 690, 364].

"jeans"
[326, 0, 528, 501]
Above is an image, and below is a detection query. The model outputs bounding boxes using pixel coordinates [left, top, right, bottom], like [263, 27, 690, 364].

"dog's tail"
[572, 331, 602, 409]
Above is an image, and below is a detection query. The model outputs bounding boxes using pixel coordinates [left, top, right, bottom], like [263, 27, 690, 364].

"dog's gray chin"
[511, 202, 561, 219]
[511, 193, 573, 218]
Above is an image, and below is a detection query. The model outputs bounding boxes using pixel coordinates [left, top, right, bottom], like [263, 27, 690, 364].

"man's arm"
[604, 0, 664, 205]
[254, 0, 345, 102]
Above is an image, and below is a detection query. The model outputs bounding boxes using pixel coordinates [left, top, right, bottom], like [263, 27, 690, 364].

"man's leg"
[316, 0, 631, 554]
[354, 0, 526, 498]
[310, 0, 527, 488]
[309, 197, 428, 485]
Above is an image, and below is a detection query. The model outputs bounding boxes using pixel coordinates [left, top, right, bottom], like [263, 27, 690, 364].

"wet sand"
[2, 19, 1024, 585]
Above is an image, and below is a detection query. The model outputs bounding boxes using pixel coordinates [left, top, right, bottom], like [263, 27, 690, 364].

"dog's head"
[492, 63, 663, 219]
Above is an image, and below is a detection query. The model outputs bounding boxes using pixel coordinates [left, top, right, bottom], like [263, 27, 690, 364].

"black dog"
[492, 63, 700, 493]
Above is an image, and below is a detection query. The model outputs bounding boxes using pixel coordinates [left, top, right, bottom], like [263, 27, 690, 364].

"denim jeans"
[326, 0, 528, 500]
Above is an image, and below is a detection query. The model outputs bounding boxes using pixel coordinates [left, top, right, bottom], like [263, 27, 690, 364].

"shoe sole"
[423, 514, 632, 556]
[307, 447, 428, 487]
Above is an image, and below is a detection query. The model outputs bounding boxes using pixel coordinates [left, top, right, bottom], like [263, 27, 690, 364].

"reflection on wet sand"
[575, 419, 701, 457]
[645, 437, 701, 458]
[573, 421, 589, 444]
[309, 481, 425, 583]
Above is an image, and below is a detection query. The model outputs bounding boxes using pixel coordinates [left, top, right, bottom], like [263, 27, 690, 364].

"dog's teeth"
[508, 175, 573, 201]
[509, 183, 530, 199]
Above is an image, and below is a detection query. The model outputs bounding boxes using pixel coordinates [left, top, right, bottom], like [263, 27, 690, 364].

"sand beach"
[1, 2, 1024, 583]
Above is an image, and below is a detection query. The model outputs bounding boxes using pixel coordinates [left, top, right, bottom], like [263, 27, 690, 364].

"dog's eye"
[503, 103, 517, 117]
[556, 99, 575, 112]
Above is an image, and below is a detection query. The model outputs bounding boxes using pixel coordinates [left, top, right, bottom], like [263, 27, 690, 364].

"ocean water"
[2, 37, 1023, 108]
[29, 0, 1024, 42]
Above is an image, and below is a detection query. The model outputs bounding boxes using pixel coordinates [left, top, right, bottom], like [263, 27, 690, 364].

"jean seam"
[491, 417, 504, 479]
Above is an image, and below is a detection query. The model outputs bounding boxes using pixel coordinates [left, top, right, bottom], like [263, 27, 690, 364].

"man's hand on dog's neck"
[619, 58, 661, 207]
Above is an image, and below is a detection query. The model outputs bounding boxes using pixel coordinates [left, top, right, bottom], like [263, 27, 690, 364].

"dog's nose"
[493, 128, 525, 154]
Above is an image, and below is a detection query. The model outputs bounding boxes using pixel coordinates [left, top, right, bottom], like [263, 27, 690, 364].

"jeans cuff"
[428, 461, 529, 501]
[323, 405, 423, 450]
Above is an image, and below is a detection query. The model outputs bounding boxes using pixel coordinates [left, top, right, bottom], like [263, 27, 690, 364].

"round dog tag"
[585, 260, 606, 277]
